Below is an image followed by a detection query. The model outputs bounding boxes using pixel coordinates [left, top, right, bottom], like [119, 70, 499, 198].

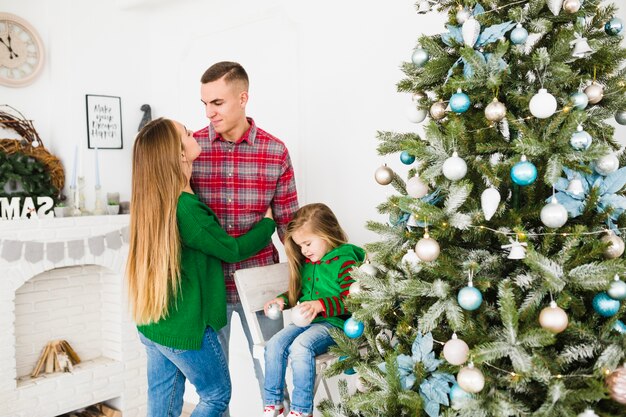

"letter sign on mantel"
[0, 197, 54, 220]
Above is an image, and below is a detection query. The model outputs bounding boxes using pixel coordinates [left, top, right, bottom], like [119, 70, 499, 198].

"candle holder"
[69, 185, 81, 217]
[93, 185, 105, 215]
[77, 176, 91, 215]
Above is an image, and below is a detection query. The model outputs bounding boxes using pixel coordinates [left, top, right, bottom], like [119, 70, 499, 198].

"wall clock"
[0, 13, 45, 87]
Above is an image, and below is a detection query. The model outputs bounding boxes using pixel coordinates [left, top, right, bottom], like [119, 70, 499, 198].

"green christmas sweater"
[279, 243, 366, 328]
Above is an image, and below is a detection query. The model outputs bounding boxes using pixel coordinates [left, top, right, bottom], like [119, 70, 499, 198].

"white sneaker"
[263, 405, 284, 417]
[288, 411, 311, 417]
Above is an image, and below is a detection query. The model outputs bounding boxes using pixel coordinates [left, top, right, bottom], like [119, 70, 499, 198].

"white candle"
[70, 145, 78, 188]
[95, 147, 101, 188]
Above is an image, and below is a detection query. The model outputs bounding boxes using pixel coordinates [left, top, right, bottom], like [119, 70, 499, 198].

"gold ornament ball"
[374, 165, 394, 185]
[485, 98, 507, 122]
[539, 303, 569, 333]
[584, 83, 604, 105]
[430, 101, 447, 120]
[563, 0, 581, 13]
[606, 366, 626, 404]
[601, 233, 625, 259]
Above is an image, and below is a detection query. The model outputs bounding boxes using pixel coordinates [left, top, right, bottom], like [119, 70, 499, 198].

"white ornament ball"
[456, 8, 471, 24]
[291, 304, 313, 327]
[415, 235, 440, 262]
[601, 232, 625, 259]
[349, 281, 363, 296]
[529, 88, 557, 119]
[411, 48, 430, 67]
[594, 154, 620, 176]
[442, 151, 468, 181]
[359, 263, 378, 276]
[266, 303, 282, 320]
[401, 249, 421, 270]
[608, 276, 626, 300]
[375, 165, 394, 185]
[563, 0, 581, 13]
[406, 176, 430, 198]
[577, 409, 600, 417]
[584, 83, 604, 105]
[539, 302, 569, 333]
[457, 364, 485, 393]
[485, 98, 507, 122]
[443, 334, 470, 365]
[540, 197, 568, 229]
[481, 187, 501, 221]
[406, 105, 428, 123]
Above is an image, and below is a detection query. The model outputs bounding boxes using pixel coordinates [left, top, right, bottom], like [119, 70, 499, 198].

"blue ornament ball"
[510, 25, 528, 45]
[614, 320, 626, 334]
[457, 286, 483, 311]
[449, 383, 473, 410]
[338, 355, 356, 374]
[592, 292, 621, 317]
[411, 48, 430, 67]
[605, 18, 624, 36]
[450, 90, 471, 113]
[571, 91, 589, 110]
[343, 317, 365, 339]
[608, 279, 626, 300]
[400, 151, 416, 165]
[570, 128, 593, 151]
[510, 159, 538, 186]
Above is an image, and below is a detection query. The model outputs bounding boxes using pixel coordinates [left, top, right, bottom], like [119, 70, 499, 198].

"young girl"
[126, 118, 276, 417]
[262, 203, 365, 417]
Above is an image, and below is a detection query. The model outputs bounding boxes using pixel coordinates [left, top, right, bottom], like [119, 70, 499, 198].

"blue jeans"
[264, 322, 336, 415]
[139, 327, 231, 417]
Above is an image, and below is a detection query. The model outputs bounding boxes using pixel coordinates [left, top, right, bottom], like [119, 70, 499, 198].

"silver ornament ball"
[584, 83, 604, 105]
[430, 101, 447, 120]
[457, 365, 485, 393]
[485, 98, 507, 122]
[266, 303, 282, 320]
[411, 48, 430, 67]
[540, 197, 568, 229]
[608, 276, 626, 300]
[406, 105, 428, 123]
[349, 281, 363, 296]
[359, 263, 378, 276]
[374, 165, 394, 185]
[601, 233, 625, 259]
[594, 154, 620, 176]
[615, 110, 626, 126]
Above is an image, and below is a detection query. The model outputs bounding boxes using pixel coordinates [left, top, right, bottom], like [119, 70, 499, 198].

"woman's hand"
[298, 300, 324, 320]
[263, 297, 285, 315]
[264, 207, 273, 220]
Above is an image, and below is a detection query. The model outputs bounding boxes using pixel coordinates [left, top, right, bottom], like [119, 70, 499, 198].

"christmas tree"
[320, 1, 626, 416]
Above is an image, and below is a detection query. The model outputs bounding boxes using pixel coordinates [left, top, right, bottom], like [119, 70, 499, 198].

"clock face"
[0, 13, 44, 87]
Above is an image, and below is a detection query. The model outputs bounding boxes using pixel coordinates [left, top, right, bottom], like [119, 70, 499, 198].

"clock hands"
[0, 24, 19, 59]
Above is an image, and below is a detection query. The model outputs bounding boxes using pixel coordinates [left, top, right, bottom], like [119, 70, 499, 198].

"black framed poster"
[85, 94, 123, 149]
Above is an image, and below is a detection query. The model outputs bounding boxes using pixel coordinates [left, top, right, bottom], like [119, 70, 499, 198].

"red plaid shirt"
[191, 118, 299, 303]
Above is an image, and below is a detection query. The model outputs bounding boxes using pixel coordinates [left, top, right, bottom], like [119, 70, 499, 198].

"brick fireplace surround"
[0, 215, 146, 417]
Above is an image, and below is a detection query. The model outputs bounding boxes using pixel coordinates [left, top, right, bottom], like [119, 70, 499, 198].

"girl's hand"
[264, 298, 285, 315]
[298, 300, 324, 320]
[264, 207, 273, 220]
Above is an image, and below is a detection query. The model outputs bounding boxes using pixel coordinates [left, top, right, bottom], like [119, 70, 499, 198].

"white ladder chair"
[234, 263, 336, 412]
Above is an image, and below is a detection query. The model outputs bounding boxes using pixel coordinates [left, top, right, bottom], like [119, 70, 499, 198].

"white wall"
[2, 0, 626, 415]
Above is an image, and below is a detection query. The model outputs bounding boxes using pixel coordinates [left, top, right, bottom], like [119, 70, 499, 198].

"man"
[192, 61, 299, 409]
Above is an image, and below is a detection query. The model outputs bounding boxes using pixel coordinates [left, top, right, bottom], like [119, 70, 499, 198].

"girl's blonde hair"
[284, 203, 348, 306]
[126, 118, 186, 325]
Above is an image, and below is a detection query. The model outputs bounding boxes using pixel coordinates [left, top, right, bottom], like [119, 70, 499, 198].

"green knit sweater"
[279, 243, 366, 328]
[138, 192, 276, 350]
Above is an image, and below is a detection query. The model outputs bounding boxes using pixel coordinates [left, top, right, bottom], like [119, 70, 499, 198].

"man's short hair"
[201, 61, 249, 90]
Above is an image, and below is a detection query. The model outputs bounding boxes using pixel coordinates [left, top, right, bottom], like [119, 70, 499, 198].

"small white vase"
[107, 205, 120, 215]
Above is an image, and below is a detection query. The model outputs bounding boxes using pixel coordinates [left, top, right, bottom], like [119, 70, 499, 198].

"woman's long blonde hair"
[284, 203, 348, 307]
[126, 118, 186, 325]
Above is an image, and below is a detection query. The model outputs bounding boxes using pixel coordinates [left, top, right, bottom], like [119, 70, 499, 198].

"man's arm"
[271, 149, 299, 242]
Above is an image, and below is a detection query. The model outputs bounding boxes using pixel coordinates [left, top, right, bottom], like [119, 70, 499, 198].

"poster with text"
[86, 94, 123, 149]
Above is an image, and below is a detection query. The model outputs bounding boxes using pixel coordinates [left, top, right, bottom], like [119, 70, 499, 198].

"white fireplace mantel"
[0, 215, 146, 417]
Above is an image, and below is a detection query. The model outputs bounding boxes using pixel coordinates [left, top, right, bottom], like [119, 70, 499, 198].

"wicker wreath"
[0, 105, 64, 194]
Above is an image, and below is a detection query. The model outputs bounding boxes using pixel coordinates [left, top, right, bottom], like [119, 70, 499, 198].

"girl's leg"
[264, 324, 307, 406]
[149, 327, 232, 417]
[288, 323, 336, 415]
[139, 332, 186, 417]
